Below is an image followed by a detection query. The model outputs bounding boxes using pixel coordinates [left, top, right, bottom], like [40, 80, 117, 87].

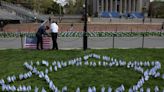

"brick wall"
[3, 23, 161, 32]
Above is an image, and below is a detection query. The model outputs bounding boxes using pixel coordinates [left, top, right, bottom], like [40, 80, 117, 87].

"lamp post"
[83, 0, 88, 51]
[142, 6, 146, 24]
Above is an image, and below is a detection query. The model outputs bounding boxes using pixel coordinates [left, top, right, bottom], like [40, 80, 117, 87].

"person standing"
[142, 17, 145, 24]
[161, 22, 164, 30]
[50, 21, 59, 50]
[68, 23, 74, 31]
[36, 25, 49, 50]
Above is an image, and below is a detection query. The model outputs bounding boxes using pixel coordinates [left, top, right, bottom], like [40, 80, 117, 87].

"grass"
[0, 49, 164, 91]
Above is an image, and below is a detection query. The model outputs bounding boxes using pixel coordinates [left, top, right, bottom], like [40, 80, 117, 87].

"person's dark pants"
[36, 36, 43, 50]
[51, 33, 58, 50]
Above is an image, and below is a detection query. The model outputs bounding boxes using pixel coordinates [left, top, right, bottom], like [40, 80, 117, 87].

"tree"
[74, 0, 83, 14]
[45, 2, 61, 15]
[39, 0, 54, 13]
[64, 0, 83, 14]
[65, 0, 76, 14]
[149, 1, 164, 18]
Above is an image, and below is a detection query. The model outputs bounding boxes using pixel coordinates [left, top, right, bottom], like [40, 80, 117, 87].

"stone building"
[89, 0, 150, 17]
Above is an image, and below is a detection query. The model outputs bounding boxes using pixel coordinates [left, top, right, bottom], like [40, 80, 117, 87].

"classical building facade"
[91, 0, 150, 16]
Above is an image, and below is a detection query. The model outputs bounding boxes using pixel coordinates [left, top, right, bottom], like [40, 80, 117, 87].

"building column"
[97, 0, 100, 14]
[101, 0, 104, 12]
[139, 0, 142, 12]
[120, 0, 122, 13]
[110, 0, 113, 12]
[106, 0, 108, 11]
[124, 0, 127, 13]
[136, 0, 137, 12]
[137, 0, 142, 12]
[115, 0, 117, 12]
[132, 0, 135, 12]
[128, 0, 131, 13]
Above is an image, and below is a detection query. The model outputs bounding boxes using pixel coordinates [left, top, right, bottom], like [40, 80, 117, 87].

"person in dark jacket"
[161, 22, 164, 30]
[36, 25, 49, 50]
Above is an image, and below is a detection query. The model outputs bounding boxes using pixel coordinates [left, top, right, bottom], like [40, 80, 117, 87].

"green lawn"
[0, 49, 164, 91]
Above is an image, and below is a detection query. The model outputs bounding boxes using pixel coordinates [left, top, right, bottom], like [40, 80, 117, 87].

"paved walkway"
[0, 37, 164, 49]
